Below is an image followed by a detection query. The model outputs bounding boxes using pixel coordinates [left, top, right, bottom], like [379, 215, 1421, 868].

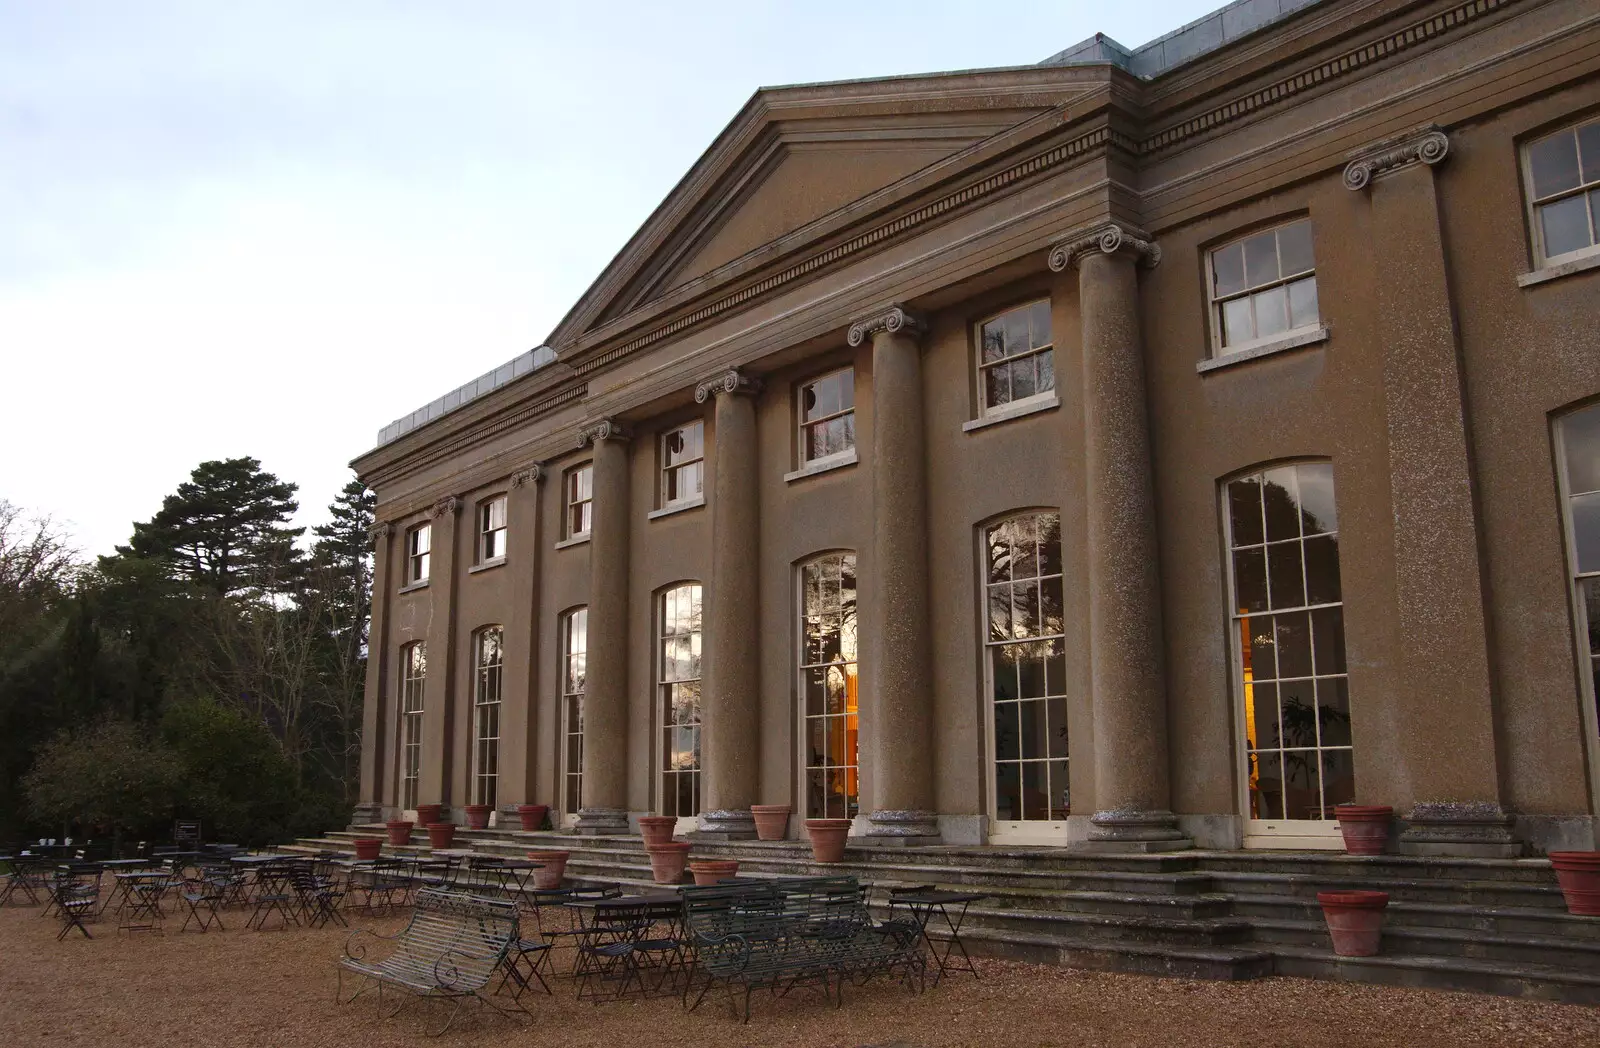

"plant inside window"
[1210, 219, 1318, 354]
[1526, 118, 1600, 265]
[661, 422, 704, 505]
[799, 369, 855, 464]
[977, 301, 1053, 415]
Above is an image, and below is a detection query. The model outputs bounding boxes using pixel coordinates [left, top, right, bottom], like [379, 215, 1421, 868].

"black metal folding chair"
[246, 866, 300, 931]
[289, 866, 346, 928]
[0, 855, 46, 906]
[52, 868, 100, 940]
[179, 875, 228, 933]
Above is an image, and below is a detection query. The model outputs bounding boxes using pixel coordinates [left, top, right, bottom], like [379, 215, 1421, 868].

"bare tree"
[0, 499, 80, 637]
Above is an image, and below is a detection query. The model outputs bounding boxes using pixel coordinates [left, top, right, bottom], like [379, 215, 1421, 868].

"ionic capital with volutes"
[576, 418, 631, 448]
[511, 464, 545, 487]
[1343, 126, 1449, 191]
[431, 496, 461, 518]
[846, 304, 926, 347]
[694, 367, 763, 404]
[1047, 223, 1162, 272]
[366, 521, 393, 547]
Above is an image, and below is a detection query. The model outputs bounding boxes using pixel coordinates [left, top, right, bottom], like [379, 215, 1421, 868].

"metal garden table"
[886, 889, 987, 985]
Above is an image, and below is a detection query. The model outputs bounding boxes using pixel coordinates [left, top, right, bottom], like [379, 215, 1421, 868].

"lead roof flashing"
[1039, 0, 1327, 79]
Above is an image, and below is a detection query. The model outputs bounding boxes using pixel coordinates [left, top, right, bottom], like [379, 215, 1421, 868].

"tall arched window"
[399, 641, 426, 810]
[1224, 462, 1352, 831]
[472, 627, 504, 808]
[1557, 404, 1600, 766]
[658, 583, 703, 819]
[800, 552, 859, 819]
[560, 607, 588, 817]
[984, 512, 1067, 828]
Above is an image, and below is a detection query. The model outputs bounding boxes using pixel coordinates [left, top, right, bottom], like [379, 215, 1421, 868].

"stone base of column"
[572, 806, 631, 836]
[857, 809, 941, 846]
[689, 809, 758, 841]
[1082, 810, 1193, 853]
[350, 802, 384, 827]
[1398, 801, 1522, 858]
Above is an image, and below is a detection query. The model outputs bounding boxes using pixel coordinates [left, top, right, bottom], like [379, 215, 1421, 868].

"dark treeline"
[0, 458, 372, 848]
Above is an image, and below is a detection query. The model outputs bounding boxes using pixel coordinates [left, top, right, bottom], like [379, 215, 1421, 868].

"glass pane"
[1003, 308, 1030, 360]
[1228, 478, 1264, 547]
[984, 364, 1010, 408]
[988, 587, 1012, 643]
[992, 651, 1019, 702]
[1222, 297, 1253, 347]
[1020, 701, 1046, 760]
[1212, 242, 1246, 298]
[980, 322, 1006, 364]
[1029, 299, 1052, 349]
[1044, 639, 1066, 695]
[1284, 749, 1323, 819]
[1540, 194, 1592, 258]
[1013, 580, 1040, 638]
[1232, 549, 1268, 613]
[1251, 682, 1280, 750]
[807, 374, 840, 421]
[1311, 607, 1347, 675]
[838, 369, 855, 411]
[1251, 750, 1285, 820]
[1277, 220, 1315, 276]
[1296, 463, 1337, 534]
[1530, 130, 1582, 198]
[805, 668, 825, 716]
[1303, 535, 1342, 605]
[1571, 492, 1600, 575]
[1011, 356, 1037, 401]
[1241, 615, 1275, 683]
[994, 763, 1020, 821]
[1040, 577, 1064, 637]
[825, 667, 848, 714]
[1046, 697, 1070, 758]
[1254, 285, 1289, 339]
[1579, 122, 1600, 184]
[1038, 514, 1062, 576]
[1268, 542, 1306, 610]
[1019, 651, 1046, 699]
[1012, 517, 1039, 578]
[1288, 277, 1319, 329]
[1021, 762, 1047, 820]
[1563, 405, 1600, 495]
[1279, 679, 1317, 749]
[1243, 230, 1280, 287]
[1317, 678, 1352, 747]
[994, 702, 1020, 762]
[1262, 468, 1300, 541]
[1586, 579, 1600, 656]
[1321, 749, 1356, 809]
[1036, 349, 1055, 395]
[1275, 612, 1313, 679]
[1047, 759, 1071, 818]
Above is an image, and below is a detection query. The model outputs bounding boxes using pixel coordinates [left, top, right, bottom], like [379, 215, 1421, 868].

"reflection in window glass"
[985, 512, 1068, 823]
[1526, 119, 1600, 264]
[407, 524, 431, 584]
[801, 553, 859, 819]
[561, 608, 587, 816]
[1225, 463, 1353, 822]
[977, 301, 1053, 415]
[399, 642, 426, 810]
[1210, 219, 1319, 353]
[662, 422, 704, 505]
[659, 584, 703, 818]
[799, 369, 856, 465]
[1560, 404, 1600, 747]
[479, 497, 507, 562]
[566, 466, 593, 539]
[473, 628, 503, 807]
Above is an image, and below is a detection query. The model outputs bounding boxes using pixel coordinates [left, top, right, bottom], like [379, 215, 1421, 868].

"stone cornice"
[431, 496, 461, 518]
[1343, 126, 1450, 190]
[576, 418, 631, 448]
[694, 368, 763, 403]
[511, 464, 545, 487]
[846, 304, 926, 347]
[1047, 223, 1161, 272]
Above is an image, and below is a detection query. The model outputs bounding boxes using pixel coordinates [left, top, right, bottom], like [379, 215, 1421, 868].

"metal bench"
[338, 888, 524, 1035]
[680, 876, 923, 1021]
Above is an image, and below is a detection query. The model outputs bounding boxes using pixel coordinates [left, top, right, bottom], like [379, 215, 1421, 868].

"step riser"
[1248, 925, 1600, 971]
[964, 935, 1272, 981]
[961, 911, 1250, 948]
[1231, 900, 1600, 940]
[1271, 953, 1600, 1006]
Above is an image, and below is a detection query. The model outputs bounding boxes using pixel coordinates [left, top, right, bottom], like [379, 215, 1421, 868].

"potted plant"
[688, 859, 740, 886]
[426, 822, 456, 850]
[751, 805, 792, 841]
[527, 848, 570, 889]
[1317, 890, 1389, 956]
[385, 820, 414, 847]
[638, 815, 677, 847]
[646, 841, 691, 884]
[1549, 851, 1600, 916]
[353, 837, 383, 861]
[463, 804, 492, 830]
[516, 804, 549, 832]
[1334, 804, 1393, 855]
[415, 804, 444, 827]
[805, 818, 852, 863]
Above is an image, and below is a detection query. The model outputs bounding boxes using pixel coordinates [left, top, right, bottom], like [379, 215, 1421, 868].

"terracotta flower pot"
[638, 816, 677, 848]
[646, 841, 691, 884]
[415, 804, 444, 827]
[527, 849, 570, 890]
[1334, 804, 1393, 856]
[516, 805, 549, 833]
[751, 805, 792, 842]
[463, 804, 492, 830]
[805, 818, 852, 864]
[1317, 890, 1389, 956]
[385, 820, 414, 847]
[426, 822, 456, 850]
[688, 859, 741, 886]
[1549, 851, 1600, 916]
[353, 837, 383, 861]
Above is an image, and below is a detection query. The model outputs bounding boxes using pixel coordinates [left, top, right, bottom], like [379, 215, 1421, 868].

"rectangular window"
[799, 368, 856, 465]
[658, 583, 703, 819]
[478, 496, 507, 563]
[1209, 219, 1319, 355]
[472, 628, 503, 808]
[561, 608, 588, 816]
[801, 553, 859, 819]
[565, 465, 593, 540]
[661, 421, 704, 506]
[1225, 462, 1353, 823]
[399, 642, 426, 810]
[1557, 404, 1600, 763]
[985, 513, 1068, 824]
[1525, 118, 1600, 267]
[406, 524, 431, 584]
[977, 300, 1053, 416]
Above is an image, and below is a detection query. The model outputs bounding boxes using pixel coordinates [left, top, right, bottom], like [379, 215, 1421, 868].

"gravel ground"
[2, 903, 1597, 1048]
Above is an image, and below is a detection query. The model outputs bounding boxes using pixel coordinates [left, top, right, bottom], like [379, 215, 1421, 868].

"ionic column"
[354, 520, 394, 823]
[1345, 128, 1517, 856]
[498, 464, 545, 823]
[849, 305, 939, 841]
[694, 369, 763, 839]
[1049, 224, 1189, 851]
[573, 419, 632, 835]
[420, 495, 462, 814]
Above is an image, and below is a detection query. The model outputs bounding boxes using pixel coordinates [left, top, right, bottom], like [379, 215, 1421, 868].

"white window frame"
[659, 421, 705, 509]
[560, 607, 588, 823]
[1206, 218, 1320, 359]
[657, 582, 703, 827]
[399, 641, 425, 811]
[797, 368, 857, 469]
[565, 465, 593, 541]
[798, 552, 860, 822]
[471, 627, 503, 808]
[477, 495, 507, 564]
[1554, 405, 1600, 815]
[975, 300, 1055, 419]
[406, 524, 431, 585]
[1522, 117, 1600, 270]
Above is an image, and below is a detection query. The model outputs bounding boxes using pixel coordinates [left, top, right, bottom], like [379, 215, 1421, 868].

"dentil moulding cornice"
[846, 304, 927, 347]
[694, 368, 763, 403]
[1047, 223, 1162, 272]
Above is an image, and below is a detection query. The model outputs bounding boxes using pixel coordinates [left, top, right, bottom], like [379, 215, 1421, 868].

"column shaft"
[575, 422, 632, 833]
[355, 523, 393, 822]
[419, 498, 461, 813]
[499, 466, 544, 820]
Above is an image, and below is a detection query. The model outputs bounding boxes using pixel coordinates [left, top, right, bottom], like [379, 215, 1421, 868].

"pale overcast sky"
[2, 0, 1218, 556]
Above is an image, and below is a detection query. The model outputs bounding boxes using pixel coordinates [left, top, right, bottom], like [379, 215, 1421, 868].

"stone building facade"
[352, 0, 1600, 856]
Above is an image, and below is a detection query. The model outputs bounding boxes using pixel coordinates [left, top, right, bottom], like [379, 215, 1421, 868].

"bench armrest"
[342, 926, 401, 963]
[692, 930, 754, 972]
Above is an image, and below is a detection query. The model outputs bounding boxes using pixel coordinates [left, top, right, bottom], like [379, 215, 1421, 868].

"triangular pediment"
[547, 69, 1109, 351]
